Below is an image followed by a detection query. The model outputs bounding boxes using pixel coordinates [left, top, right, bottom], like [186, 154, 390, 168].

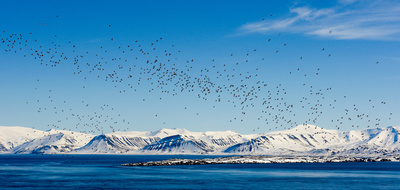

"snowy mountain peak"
[284, 124, 337, 134]
[387, 126, 400, 132]
[0, 126, 44, 152]
[149, 128, 193, 137]
[202, 130, 240, 137]
[1, 125, 400, 156]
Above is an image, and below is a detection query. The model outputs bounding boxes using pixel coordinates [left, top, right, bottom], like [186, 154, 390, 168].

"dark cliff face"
[76, 134, 161, 153]
[210, 136, 241, 147]
[224, 136, 271, 153]
[105, 135, 161, 149]
[0, 143, 11, 152]
[142, 135, 215, 153]
[83, 134, 108, 146]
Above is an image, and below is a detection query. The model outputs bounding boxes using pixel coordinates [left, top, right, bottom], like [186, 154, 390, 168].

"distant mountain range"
[1, 125, 399, 157]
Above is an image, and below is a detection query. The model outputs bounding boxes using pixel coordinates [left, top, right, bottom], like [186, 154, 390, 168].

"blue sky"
[0, 0, 399, 134]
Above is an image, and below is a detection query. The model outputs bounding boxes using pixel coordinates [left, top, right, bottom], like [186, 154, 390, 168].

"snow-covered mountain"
[11, 129, 94, 154]
[0, 126, 44, 152]
[140, 129, 253, 154]
[142, 135, 213, 154]
[224, 125, 400, 157]
[225, 125, 344, 154]
[0, 125, 399, 156]
[74, 134, 161, 154]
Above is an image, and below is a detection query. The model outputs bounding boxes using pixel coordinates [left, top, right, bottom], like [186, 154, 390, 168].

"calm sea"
[0, 154, 399, 189]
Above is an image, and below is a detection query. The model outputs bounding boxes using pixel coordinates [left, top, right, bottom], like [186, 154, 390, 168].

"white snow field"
[1, 125, 399, 157]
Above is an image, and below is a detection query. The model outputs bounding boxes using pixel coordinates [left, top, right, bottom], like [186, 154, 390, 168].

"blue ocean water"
[0, 155, 399, 189]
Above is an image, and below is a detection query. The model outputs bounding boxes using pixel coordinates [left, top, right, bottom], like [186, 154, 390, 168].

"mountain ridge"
[1, 125, 399, 156]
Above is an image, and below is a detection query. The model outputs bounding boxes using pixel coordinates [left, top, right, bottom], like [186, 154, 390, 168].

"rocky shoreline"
[122, 155, 400, 166]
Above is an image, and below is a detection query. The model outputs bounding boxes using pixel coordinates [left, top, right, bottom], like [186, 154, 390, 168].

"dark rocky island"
[122, 155, 400, 166]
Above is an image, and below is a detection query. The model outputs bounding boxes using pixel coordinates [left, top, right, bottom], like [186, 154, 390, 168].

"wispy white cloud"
[338, 0, 359, 5]
[238, 0, 400, 40]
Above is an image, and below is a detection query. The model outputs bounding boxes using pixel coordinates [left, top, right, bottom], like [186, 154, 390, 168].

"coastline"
[122, 155, 400, 166]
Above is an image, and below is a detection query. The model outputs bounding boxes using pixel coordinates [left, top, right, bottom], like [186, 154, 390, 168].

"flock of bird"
[0, 14, 394, 137]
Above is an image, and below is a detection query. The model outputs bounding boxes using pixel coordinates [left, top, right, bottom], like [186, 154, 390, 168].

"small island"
[122, 155, 400, 166]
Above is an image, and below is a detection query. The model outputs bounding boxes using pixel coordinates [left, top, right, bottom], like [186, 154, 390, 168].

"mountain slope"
[74, 134, 161, 154]
[224, 125, 343, 154]
[224, 125, 400, 156]
[141, 135, 214, 154]
[0, 126, 45, 153]
[1, 125, 399, 156]
[12, 129, 94, 154]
